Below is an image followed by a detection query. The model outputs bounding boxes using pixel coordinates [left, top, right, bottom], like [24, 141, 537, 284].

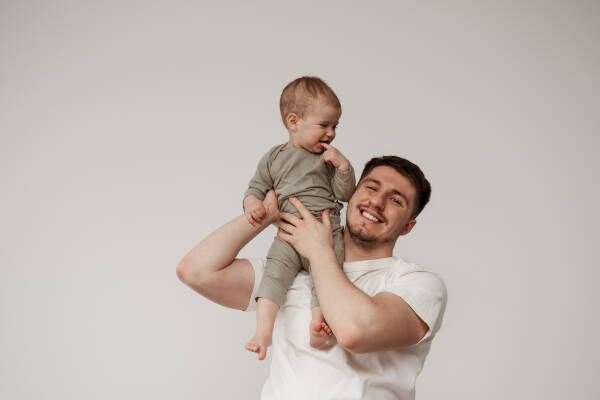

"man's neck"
[343, 229, 395, 262]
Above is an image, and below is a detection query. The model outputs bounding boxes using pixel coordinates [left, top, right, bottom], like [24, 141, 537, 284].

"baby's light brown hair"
[279, 76, 341, 128]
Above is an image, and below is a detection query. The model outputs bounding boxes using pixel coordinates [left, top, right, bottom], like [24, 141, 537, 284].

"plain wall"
[1, 1, 599, 399]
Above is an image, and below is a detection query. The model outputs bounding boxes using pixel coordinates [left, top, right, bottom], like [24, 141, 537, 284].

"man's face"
[346, 166, 417, 246]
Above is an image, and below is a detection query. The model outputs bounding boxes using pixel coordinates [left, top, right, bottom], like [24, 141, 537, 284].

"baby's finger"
[254, 219, 262, 226]
[252, 210, 264, 223]
[245, 212, 257, 226]
[252, 216, 264, 225]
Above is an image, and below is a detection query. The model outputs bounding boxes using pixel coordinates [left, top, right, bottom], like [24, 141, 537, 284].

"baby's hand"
[244, 195, 269, 226]
[321, 143, 350, 172]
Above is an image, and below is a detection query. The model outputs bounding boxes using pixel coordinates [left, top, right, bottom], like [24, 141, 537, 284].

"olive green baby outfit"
[245, 143, 355, 307]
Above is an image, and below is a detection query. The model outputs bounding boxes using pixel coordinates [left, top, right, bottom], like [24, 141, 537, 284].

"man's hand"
[243, 195, 268, 226]
[321, 143, 350, 172]
[277, 197, 334, 260]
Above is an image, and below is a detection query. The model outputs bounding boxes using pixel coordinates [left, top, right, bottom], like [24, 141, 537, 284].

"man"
[177, 155, 447, 399]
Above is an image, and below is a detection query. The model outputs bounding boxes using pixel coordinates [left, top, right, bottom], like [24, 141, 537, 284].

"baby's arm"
[244, 149, 276, 226]
[321, 143, 356, 201]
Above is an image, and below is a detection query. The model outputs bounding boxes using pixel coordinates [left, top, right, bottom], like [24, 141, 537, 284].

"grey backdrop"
[2, 1, 599, 399]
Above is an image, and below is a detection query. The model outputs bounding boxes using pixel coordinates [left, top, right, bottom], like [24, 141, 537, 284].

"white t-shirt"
[246, 256, 447, 400]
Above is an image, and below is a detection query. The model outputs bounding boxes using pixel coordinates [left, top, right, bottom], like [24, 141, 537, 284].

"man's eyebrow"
[362, 178, 380, 185]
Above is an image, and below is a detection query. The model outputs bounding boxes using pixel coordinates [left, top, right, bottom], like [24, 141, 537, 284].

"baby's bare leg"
[245, 297, 279, 360]
[309, 306, 333, 349]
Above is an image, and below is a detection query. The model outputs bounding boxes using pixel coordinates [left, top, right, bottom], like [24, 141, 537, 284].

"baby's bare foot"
[245, 334, 272, 360]
[310, 321, 333, 349]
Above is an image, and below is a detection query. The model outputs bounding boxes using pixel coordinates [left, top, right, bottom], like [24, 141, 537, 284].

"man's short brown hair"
[359, 156, 432, 219]
[279, 76, 341, 128]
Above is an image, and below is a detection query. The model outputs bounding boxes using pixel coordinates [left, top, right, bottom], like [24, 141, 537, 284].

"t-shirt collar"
[342, 256, 398, 272]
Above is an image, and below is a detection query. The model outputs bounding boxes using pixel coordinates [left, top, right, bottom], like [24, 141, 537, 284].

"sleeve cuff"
[243, 258, 266, 312]
[244, 188, 266, 201]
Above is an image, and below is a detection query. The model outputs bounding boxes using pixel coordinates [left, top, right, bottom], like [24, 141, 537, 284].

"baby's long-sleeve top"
[244, 143, 355, 216]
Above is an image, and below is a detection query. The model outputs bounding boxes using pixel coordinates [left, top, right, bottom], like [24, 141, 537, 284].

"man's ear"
[286, 113, 298, 132]
[400, 219, 417, 236]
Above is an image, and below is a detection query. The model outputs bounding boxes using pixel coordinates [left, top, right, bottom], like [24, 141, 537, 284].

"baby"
[243, 77, 355, 360]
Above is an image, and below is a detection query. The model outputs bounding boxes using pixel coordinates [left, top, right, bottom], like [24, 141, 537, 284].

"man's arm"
[176, 191, 280, 310]
[278, 198, 428, 353]
[302, 249, 428, 353]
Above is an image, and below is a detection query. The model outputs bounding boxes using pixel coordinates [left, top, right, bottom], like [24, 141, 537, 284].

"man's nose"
[370, 191, 386, 210]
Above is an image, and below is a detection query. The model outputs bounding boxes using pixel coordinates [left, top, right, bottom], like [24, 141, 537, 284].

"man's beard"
[346, 219, 395, 249]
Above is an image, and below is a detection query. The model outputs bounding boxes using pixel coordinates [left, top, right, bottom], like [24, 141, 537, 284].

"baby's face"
[289, 99, 341, 154]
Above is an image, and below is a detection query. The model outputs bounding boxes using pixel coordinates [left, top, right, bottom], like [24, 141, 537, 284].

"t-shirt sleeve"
[383, 270, 448, 343]
[243, 258, 266, 312]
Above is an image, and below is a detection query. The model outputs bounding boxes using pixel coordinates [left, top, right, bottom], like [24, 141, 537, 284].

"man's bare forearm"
[178, 191, 279, 284]
[175, 213, 273, 310]
[309, 248, 428, 353]
[177, 215, 264, 280]
[308, 249, 380, 349]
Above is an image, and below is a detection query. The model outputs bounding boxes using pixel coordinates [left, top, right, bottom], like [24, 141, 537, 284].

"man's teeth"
[362, 211, 380, 222]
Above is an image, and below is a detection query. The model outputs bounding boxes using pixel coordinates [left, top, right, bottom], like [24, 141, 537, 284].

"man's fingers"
[279, 211, 302, 226]
[321, 208, 331, 227]
[277, 230, 293, 243]
[277, 221, 296, 235]
[321, 143, 333, 150]
[288, 197, 313, 220]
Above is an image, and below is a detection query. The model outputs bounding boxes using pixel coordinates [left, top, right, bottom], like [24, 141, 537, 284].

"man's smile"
[360, 208, 384, 223]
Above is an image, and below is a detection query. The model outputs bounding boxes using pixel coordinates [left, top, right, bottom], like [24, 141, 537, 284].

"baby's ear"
[286, 113, 298, 131]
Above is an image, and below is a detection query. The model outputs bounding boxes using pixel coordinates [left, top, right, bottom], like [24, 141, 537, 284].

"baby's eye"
[320, 124, 328, 128]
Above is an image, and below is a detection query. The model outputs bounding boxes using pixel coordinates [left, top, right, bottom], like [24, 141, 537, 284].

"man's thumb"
[322, 208, 331, 227]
